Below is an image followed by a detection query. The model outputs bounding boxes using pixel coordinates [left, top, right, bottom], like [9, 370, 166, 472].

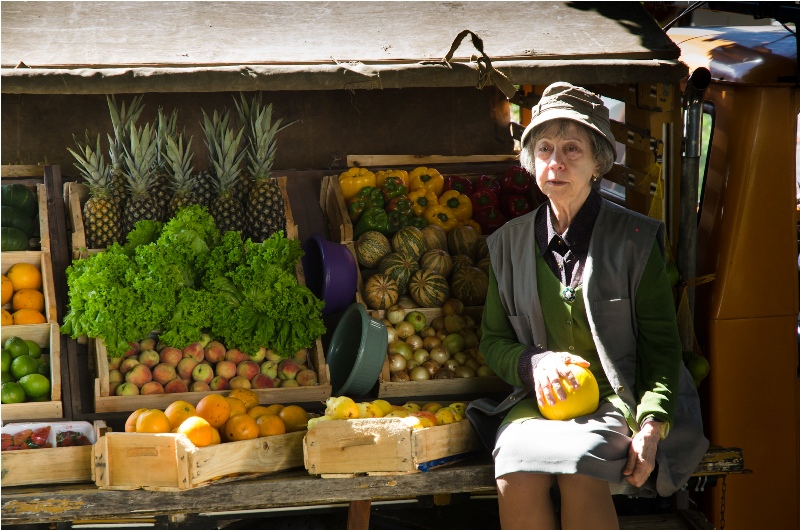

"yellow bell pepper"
[459, 219, 482, 234]
[409, 166, 444, 197]
[375, 169, 409, 188]
[338, 167, 376, 200]
[423, 204, 459, 232]
[408, 189, 439, 217]
[438, 190, 473, 222]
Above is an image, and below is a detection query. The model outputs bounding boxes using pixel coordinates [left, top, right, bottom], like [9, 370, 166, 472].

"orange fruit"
[12, 288, 44, 312]
[209, 427, 221, 445]
[1, 275, 13, 305]
[278, 405, 310, 432]
[1, 309, 12, 326]
[256, 414, 286, 437]
[227, 388, 259, 410]
[263, 403, 285, 416]
[225, 396, 247, 417]
[195, 394, 231, 428]
[125, 408, 149, 432]
[164, 400, 198, 430]
[12, 308, 46, 325]
[7, 263, 42, 291]
[222, 413, 259, 442]
[135, 409, 172, 433]
[247, 405, 273, 419]
[176, 416, 214, 447]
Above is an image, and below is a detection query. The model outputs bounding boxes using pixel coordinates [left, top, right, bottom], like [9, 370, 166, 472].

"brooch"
[561, 287, 576, 303]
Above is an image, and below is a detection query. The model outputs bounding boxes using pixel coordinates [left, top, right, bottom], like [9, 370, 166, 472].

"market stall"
[1, 2, 744, 529]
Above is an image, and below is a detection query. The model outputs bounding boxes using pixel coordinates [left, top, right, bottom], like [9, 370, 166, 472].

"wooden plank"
[2, 445, 93, 487]
[411, 417, 481, 465]
[347, 155, 518, 168]
[36, 184, 50, 253]
[0, 165, 45, 178]
[347, 500, 371, 530]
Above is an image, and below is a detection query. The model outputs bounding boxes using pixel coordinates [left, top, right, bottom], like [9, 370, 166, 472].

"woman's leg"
[556, 474, 619, 530]
[496, 472, 557, 530]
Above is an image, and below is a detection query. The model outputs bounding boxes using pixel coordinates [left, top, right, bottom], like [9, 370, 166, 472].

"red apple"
[182, 342, 205, 362]
[229, 375, 251, 389]
[250, 373, 275, 389]
[140, 381, 165, 395]
[190, 381, 210, 392]
[204, 341, 226, 363]
[176, 357, 199, 380]
[152, 363, 177, 385]
[138, 349, 161, 369]
[237, 360, 260, 381]
[209, 375, 229, 391]
[125, 364, 152, 388]
[215, 360, 237, 379]
[224, 348, 249, 364]
[119, 357, 139, 375]
[278, 359, 301, 380]
[138, 337, 156, 352]
[164, 379, 189, 394]
[295, 369, 318, 386]
[159, 347, 183, 368]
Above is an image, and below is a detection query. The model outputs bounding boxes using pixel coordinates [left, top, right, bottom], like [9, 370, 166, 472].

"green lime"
[1, 349, 10, 372]
[24, 340, 41, 359]
[10, 354, 39, 380]
[19, 373, 49, 398]
[1, 371, 12, 384]
[37, 357, 48, 376]
[29, 394, 49, 402]
[4, 337, 29, 359]
[1, 381, 26, 404]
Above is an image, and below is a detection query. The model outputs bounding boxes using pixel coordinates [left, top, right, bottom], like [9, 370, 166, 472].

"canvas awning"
[1, 1, 687, 94]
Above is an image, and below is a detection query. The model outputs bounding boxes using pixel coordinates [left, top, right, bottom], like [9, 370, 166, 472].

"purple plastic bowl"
[302, 233, 358, 315]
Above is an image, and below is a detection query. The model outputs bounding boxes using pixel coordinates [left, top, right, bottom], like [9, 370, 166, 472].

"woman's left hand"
[622, 421, 661, 487]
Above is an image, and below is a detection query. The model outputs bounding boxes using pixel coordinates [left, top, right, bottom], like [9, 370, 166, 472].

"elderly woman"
[467, 82, 708, 530]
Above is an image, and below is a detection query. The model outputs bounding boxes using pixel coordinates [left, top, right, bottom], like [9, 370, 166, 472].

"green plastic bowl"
[326, 303, 387, 396]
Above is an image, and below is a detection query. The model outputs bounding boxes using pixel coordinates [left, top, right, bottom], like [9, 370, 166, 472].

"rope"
[441, 30, 518, 99]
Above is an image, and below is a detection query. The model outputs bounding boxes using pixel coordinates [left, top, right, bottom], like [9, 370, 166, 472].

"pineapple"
[234, 93, 294, 242]
[122, 122, 160, 235]
[152, 107, 179, 220]
[194, 109, 231, 208]
[67, 133, 122, 248]
[207, 118, 247, 233]
[165, 133, 196, 219]
[106, 95, 144, 209]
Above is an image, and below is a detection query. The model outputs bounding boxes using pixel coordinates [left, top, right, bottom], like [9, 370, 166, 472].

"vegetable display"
[61, 206, 325, 358]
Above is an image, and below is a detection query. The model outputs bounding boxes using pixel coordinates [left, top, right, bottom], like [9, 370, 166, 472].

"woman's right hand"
[533, 353, 591, 408]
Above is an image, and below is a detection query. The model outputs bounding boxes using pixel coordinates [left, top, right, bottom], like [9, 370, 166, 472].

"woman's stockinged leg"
[557, 474, 619, 530]
[496, 472, 557, 530]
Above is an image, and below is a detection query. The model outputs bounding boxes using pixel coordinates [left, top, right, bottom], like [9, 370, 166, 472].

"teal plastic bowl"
[326, 303, 387, 396]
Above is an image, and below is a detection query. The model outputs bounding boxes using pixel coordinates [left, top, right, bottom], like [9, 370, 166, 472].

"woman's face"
[532, 122, 599, 205]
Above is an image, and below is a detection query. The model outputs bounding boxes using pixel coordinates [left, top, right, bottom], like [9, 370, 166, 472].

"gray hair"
[519, 119, 616, 179]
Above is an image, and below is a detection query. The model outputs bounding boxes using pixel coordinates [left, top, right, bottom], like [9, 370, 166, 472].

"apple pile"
[307, 395, 468, 430]
[381, 299, 495, 382]
[108, 333, 318, 396]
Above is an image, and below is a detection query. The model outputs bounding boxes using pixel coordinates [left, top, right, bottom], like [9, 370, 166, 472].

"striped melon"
[421, 224, 448, 252]
[378, 252, 420, 294]
[476, 257, 491, 277]
[355, 230, 392, 268]
[447, 225, 480, 259]
[450, 254, 475, 276]
[363, 273, 400, 310]
[475, 236, 489, 261]
[451, 266, 489, 306]
[408, 269, 450, 308]
[419, 249, 453, 277]
[392, 226, 427, 261]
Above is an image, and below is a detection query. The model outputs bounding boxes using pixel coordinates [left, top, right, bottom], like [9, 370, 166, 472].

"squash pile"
[356, 224, 489, 310]
[1, 184, 39, 251]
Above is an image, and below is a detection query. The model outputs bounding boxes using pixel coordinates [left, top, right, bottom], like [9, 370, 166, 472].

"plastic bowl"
[326, 303, 388, 396]
[302, 233, 357, 315]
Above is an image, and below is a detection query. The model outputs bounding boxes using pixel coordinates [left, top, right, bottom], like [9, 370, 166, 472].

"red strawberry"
[30, 426, 50, 447]
[74, 434, 92, 446]
[12, 429, 32, 447]
[1, 433, 12, 451]
[58, 435, 74, 447]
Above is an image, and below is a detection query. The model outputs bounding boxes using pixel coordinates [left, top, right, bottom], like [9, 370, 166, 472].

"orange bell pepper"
[409, 166, 444, 197]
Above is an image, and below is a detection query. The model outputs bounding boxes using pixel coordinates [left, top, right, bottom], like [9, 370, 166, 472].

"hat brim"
[520, 108, 616, 154]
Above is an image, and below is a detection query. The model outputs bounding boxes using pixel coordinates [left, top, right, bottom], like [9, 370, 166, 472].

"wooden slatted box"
[0, 166, 50, 253]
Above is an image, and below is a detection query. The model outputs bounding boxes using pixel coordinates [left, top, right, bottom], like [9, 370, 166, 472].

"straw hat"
[520, 82, 616, 152]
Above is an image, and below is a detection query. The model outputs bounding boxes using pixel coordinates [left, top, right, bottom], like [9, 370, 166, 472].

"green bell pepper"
[381, 176, 408, 203]
[347, 186, 386, 222]
[408, 215, 428, 230]
[354, 206, 389, 238]
[386, 210, 410, 235]
[386, 196, 413, 217]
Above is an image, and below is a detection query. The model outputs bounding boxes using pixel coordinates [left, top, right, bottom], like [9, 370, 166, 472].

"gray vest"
[481, 199, 709, 496]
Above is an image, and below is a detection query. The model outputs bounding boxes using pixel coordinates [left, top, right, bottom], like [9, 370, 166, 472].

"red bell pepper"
[443, 175, 474, 197]
[501, 194, 533, 219]
[470, 188, 499, 212]
[474, 206, 507, 235]
[474, 175, 501, 194]
[501, 166, 533, 195]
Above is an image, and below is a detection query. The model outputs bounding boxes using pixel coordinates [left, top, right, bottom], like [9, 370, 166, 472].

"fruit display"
[2, 262, 48, 326]
[1, 335, 51, 404]
[67, 94, 292, 250]
[357, 224, 489, 310]
[1, 421, 95, 451]
[310, 395, 468, 430]
[123, 390, 311, 446]
[105, 333, 319, 397]
[1, 184, 40, 251]
[379, 301, 494, 382]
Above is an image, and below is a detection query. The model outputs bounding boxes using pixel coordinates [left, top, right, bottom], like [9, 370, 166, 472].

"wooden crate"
[65, 177, 298, 259]
[1, 250, 58, 331]
[92, 337, 331, 413]
[319, 155, 518, 244]
[0, 323, 63, 420]
[303, 415, 481, 476]
[1, 421, 107, 487]
[93, 429, 306, 490]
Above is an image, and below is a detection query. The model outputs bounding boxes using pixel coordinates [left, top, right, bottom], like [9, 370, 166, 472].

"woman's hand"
[533, 352, 590, 407]
[622, 421, 661, 487]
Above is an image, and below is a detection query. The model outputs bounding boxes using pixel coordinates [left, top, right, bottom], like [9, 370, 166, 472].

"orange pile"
[122, 389, 312, 447]
[3, 264, 47, 325]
